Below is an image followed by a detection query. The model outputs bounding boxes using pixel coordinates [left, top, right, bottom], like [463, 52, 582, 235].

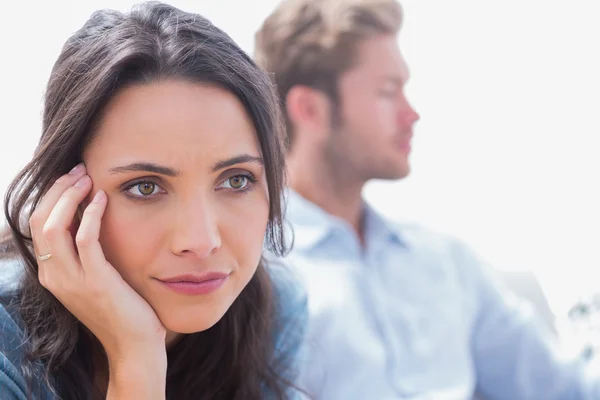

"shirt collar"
[284, 189, 335, 250]
[284, 189, 406, 251]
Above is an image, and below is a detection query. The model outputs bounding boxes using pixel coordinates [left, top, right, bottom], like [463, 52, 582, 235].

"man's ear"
[285, 85, 333, 142]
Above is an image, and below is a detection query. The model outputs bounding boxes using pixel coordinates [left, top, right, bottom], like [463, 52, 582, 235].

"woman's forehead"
[84, 80, 262, 169]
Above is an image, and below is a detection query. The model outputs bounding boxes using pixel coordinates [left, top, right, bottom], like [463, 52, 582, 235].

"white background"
[1, 1, 599, 316]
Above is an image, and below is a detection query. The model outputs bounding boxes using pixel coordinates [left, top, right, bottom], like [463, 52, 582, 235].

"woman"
[0, 2, 307, 399]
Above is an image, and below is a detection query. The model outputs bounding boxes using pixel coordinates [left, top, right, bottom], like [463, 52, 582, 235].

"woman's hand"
[29, 163, 167, 397]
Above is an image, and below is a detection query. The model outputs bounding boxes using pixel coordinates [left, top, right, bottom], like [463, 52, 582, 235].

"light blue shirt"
[285, 190, 600, 400]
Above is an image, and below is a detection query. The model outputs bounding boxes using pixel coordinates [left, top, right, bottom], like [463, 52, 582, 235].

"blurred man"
[255, 0, 600, 399]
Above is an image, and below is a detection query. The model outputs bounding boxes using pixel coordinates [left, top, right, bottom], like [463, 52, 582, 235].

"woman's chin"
[159, 310, 227, 336]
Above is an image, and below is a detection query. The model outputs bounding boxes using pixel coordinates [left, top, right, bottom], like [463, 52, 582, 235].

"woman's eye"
[221, 175, 249, 190]
[127, 182, 161, 197]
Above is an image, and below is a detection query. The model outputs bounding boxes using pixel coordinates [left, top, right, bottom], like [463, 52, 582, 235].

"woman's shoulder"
[0, 258, 24, 297]
[0, 258, 30, 399]
[265, 257, 308, 361]
[0, 295, 25, 366]
[0, 261, 51, 400]
[0, 257, 24, 328]
[266, 257, 308, 327]
[264, 257, 308, 397]
[0, 288, 28, 399]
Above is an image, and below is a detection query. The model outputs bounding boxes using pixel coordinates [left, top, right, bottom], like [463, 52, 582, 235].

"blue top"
[285, 189, 600, 399]
[0, 258, 307, 399]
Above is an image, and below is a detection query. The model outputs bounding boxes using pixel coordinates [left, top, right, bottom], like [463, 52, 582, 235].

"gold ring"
[38, 253, 52, 261]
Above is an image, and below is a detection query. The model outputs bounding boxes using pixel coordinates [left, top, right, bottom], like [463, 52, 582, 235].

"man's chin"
[374, 164, 411, 181]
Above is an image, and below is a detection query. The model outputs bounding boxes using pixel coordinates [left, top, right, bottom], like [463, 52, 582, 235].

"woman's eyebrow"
[212, 155, 264, 172]
[108, 162, 179, 176]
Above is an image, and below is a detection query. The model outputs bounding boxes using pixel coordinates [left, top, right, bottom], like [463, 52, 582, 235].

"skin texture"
[83, 80, 271, 341]
[286, 34, 420, 235]
[331, 34, 418, 181]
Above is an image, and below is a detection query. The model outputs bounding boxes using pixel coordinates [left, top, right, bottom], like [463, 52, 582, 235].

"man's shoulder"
[384, 218, 470, 254]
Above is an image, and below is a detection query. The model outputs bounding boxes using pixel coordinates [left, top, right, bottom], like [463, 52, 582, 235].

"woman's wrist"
[107, 346, 167, 400]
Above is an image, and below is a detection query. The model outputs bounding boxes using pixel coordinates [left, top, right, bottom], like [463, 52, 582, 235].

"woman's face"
[82, 80, 269, 337]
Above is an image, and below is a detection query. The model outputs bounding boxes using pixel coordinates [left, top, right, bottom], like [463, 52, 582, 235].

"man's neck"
[287, 153, 366, 241]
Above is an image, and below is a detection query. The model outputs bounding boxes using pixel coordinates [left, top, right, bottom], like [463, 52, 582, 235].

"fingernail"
[92, 190, 106, 203]
[74, 175, 89, 188]
[69, 163, 84, 175]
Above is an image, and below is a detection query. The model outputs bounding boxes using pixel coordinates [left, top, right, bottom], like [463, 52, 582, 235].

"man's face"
[326, 34, 420, 181]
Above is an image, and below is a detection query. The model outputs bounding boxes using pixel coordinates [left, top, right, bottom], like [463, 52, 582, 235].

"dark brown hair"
[1, 2, 296, 399]
[254, 0, 403, 148]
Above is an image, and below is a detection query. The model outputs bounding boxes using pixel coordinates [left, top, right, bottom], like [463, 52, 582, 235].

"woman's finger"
[76, 190, 109, 274]
[39, 175, 93, 278]
[30, 163, 86, 256]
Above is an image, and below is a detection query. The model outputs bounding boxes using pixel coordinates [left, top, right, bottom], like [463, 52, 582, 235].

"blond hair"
[255, 0, 403, 146]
